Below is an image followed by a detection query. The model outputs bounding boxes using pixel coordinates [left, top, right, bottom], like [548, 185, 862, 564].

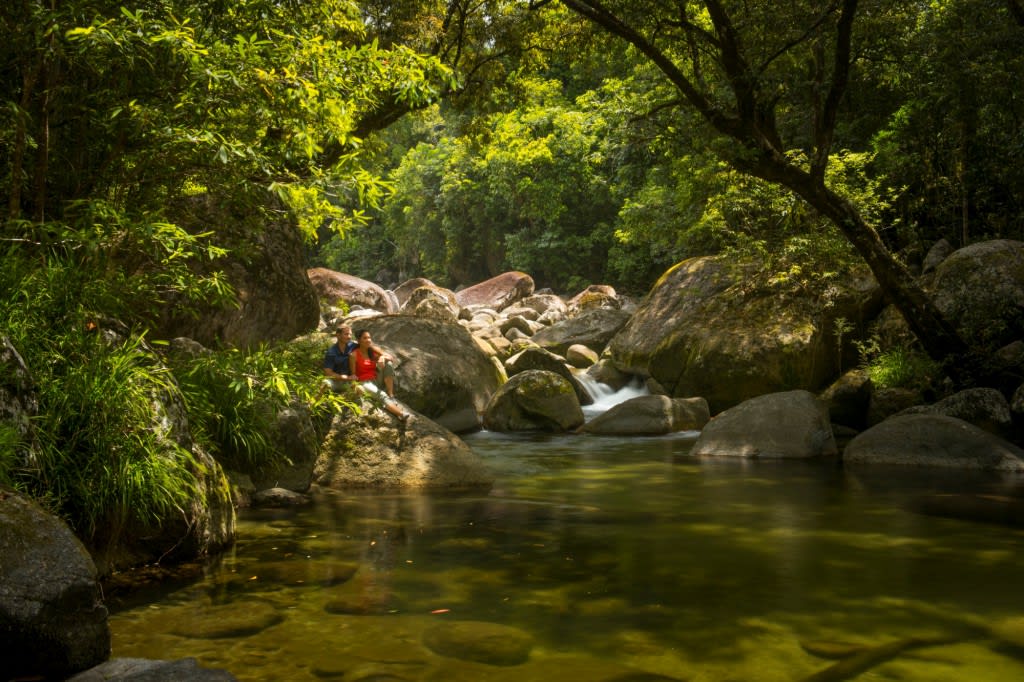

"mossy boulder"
[422, 620, 534, 666]
[314, 407, 495, 490]
[505, 347, 592, 406]
[482, 370, 585, 432]
[607, 255, 881, 413]
[1, 488, 111, 680]
[929, 239, 1024, 350]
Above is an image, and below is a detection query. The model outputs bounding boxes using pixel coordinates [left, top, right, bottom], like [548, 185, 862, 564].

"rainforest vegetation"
[2, 1, 1023, 544]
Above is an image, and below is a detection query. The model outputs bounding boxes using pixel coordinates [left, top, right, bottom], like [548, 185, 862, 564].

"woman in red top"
[349, 329, 409, 421]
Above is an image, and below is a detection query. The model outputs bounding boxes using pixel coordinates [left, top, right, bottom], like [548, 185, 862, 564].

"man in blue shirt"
[323, 325, 357, 392]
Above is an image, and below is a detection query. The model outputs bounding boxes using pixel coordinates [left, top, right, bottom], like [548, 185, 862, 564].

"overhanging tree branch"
[811, 0, 857, 183]
[552, 0, 978, 385]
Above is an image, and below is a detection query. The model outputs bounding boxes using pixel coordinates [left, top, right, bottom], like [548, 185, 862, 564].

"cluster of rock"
[5, 234, 1024, 679]
[305, 239, 1024, 475]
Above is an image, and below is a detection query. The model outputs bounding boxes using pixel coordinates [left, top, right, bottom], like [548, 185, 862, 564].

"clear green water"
[107, 431, 1024, 681]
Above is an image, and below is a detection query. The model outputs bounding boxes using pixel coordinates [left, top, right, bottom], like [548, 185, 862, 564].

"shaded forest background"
[314, 0, 1024, 296]
[2, 0, 1023, 546]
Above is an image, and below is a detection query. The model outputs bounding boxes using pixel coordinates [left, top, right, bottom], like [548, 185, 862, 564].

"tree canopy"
[3, 0, 1024, 552]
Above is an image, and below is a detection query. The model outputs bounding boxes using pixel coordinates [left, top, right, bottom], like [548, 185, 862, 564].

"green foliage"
[0, 241, 208, 540]
[169, 340, 356, 475]
[0, 229, 222, 542]
[856, 338, 940, 391]
[0, 424, 24, 489]
[374, 76, 621, 290]
[0, 328, 200, 542]
[1, 0, 450, 544]
[871, 0, 1024, 249]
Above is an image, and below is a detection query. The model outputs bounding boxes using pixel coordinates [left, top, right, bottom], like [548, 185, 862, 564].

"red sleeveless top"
[352, 349, 377, 381]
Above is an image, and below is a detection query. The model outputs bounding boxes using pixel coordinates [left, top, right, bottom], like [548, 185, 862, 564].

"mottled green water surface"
[108, 432, 1024, 681]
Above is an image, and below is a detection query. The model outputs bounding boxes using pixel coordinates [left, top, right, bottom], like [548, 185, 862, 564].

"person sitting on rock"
[322, 324, 358, 392]
[323, 324, 396, 392]
[349, 328, 410, 421]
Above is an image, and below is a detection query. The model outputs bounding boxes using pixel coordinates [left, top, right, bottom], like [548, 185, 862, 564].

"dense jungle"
[3, 1, 1024, 678]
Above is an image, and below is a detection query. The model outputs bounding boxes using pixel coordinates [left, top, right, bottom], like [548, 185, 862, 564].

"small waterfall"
[575, 372, 649, 420]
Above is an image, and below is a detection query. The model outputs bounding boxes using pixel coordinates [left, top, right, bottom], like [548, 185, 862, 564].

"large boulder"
[819, 368, 872, 430]
[89, 374, 235, 575]
[400, 284, 461, 322]
[251, 401, 325, 493]
[515, 293, 568, 322]
[580, 395, 710, 435]
[308, 268, 398, 313]
[422, 620, 534, 666]
[454, 271, 535, 311]
[898, 387, 1013, 438]
[1, 488, 111, 680]
[393, 277, 438, 307]
[567, 284, 621, 314]
[691, 390, 837, 458]
[843, 414, 1024, 471]
[482, 370, 585, 432]
[332, 315, 503, 433]
[505, 347, 592, 406]
[313, 409, 494, 490]
[531, 308, 633, 357]
[152, 190, 320, 348]
[607, 255, 881, 413]
[922, 238, 954, 274]
[929, 239, 1024, 349]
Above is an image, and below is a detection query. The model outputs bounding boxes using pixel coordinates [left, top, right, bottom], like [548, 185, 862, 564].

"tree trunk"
[552, 0, 981, 386]
[799, 180, 976, 384]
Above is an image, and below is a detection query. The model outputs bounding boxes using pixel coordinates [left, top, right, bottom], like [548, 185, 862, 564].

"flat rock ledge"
[314, 408, 495, 489]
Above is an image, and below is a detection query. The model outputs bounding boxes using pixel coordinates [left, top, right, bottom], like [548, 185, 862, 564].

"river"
[106, 389, 1024, 681]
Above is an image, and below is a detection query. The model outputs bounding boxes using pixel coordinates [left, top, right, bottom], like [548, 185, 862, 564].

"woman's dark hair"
[354, 329, 376, 360]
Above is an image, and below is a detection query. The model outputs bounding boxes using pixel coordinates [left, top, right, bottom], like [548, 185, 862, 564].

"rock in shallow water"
[422, 620, 534, 666]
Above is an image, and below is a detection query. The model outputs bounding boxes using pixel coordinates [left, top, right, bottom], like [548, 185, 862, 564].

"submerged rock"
[169, 601, 283, 639]
[67, 657, 238, 681]
[422, 620, 534, 666]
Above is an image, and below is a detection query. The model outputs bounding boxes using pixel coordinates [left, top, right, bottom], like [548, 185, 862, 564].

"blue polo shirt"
[323, 340, 357, 374]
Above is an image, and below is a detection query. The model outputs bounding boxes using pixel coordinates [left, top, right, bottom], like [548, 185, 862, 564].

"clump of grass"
[26, 332, 200, 543]
[857, 338, 940, 390]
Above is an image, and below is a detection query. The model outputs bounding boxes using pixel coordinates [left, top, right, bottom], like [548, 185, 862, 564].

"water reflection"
[107, 432, 1024, 681]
